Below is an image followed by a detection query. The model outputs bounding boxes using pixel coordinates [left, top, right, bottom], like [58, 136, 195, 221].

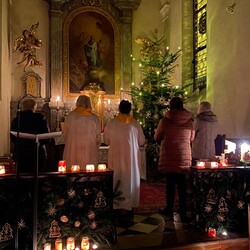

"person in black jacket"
[10, 98, 50, 173]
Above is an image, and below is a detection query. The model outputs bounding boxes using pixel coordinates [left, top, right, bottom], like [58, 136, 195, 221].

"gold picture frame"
[22, 72, 42, 97]
[63, 7, 120, 99]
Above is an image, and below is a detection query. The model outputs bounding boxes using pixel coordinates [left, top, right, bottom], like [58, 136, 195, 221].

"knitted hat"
[76, 95, 92, 109]
[198, 101, 211, 113]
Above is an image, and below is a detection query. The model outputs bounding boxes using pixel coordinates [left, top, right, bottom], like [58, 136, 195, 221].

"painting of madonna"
[67, 11, 116, 95]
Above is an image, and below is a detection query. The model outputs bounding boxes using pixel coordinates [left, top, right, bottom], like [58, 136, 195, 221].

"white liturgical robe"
[103, 118, 145, 210]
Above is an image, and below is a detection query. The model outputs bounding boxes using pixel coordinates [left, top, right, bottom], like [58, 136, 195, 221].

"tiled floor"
[107, 212, 248, 250]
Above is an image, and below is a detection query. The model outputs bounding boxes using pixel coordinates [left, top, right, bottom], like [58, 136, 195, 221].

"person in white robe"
[63, 95, 101, 170]
[103, 100, 145, 212]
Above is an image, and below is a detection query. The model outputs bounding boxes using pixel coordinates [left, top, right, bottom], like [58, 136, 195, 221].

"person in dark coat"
[10, 98, 50, 173]
[154, 97, 194, 222]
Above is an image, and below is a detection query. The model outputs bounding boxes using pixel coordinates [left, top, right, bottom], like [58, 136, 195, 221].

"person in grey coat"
[192, 101, 218, 161]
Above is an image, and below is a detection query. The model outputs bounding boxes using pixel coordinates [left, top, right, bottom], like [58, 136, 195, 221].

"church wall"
[132, 0, 163, 85]
[0, 0, 11, 156]
[169, 0, 182, 86]
[207, 0, 250, 138]
[11, 0, 49, 99]
[5, 0, 250, 155]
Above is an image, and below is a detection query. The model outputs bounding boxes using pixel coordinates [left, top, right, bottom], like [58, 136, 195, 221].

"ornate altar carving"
[46, 0, 141, 130]
[12, 22, 42, 72]
[22, 72, 42, 97]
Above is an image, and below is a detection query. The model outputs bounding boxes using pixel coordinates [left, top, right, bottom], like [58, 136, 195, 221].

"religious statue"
[13, 22, 42, 72]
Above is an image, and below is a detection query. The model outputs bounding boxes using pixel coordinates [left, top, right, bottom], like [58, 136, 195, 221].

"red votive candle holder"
[98, 164, 107, 171]
[44, 243, 51, 250]
[210, 162, 219, 169]
[58, 160, 67, 173]
[86, 164, 95, 172]
[71, 165, 80, 172]
[55, 238, 62, 250]
[81, 236, 90, 250]
[66, 237, 75, 250]
[0, 166, 6, 175]
[196, 161, 205, 169]
[208, 227, 216, 237]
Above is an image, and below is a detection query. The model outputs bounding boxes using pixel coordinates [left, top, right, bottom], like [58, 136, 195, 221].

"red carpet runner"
[134, 179, 166, 214]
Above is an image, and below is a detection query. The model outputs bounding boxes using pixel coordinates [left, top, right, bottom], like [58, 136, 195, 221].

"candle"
[196, 161, 205, 169]
[58, 160, 66, 166]
[220, 159, 228, 167]
[58, 165, 66, 173]
[0, 166, 5, 175]
[208, 227, 216, 237]
[81, 236, 90, 250]
[86, 164, 95, 172]
[56, 96, 60, 110]
[66, 237, 75, 250]
[210, 162, 219, 168]
[58, 161, 66, 173]
[44, 243, 51, 250]
[55, 238, 62, 250]
[107, 99, 111, 111]
[71, 165, 80, 172]
[98, 164, 107, 171]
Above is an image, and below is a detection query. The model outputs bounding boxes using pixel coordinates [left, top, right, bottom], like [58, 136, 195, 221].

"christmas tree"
[128, 29, 189, 173]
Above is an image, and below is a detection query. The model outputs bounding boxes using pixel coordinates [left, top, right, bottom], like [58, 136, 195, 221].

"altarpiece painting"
[63, 8, 119, 98]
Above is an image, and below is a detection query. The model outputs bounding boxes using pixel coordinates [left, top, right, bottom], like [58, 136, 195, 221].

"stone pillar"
[112, 0, 141, 98]
[48, 0, 66, 102]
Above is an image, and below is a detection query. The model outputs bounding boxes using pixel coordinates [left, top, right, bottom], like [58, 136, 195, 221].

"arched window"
[193, 0, 207, 91]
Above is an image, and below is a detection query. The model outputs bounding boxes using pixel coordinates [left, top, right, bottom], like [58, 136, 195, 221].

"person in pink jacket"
[154, 96, 194, 222]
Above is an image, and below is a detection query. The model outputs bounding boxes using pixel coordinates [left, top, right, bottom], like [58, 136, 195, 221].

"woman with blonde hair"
[63, 95, 101, 170]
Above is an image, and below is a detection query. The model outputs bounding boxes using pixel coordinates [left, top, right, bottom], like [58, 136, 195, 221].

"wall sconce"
[226, 3, 236, 14]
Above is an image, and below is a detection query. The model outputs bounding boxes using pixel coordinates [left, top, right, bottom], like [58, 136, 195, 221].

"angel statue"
[13, 22, 42, 72]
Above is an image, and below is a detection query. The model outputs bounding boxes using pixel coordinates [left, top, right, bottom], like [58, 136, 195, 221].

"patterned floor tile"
[128, 222, 158, 233]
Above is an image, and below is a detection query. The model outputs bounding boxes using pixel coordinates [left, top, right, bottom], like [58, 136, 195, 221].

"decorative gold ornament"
[0, 223, 13, 242]
[13, 22, 42, 72]
[49, 220, 61, 238]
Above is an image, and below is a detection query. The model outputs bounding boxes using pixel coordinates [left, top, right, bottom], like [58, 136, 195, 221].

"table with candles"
[190, 161, 250, 235]
[0, 163, 115, 249]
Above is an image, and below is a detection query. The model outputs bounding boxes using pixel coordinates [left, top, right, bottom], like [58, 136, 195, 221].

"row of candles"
[55, 96, 112, 112]
[58, 161, 107, 173]
[44, 236, 95, 250]
[0, 163, 107, 175]
[196, 159, 228, 169]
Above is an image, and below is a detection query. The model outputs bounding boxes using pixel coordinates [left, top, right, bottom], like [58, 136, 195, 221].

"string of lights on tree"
[126, 29, 190, 169]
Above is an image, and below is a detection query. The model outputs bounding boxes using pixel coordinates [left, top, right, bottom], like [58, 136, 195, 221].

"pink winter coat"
[154, 109, 194, 173]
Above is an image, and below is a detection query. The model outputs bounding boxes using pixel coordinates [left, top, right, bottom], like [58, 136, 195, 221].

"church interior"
[1, 0, 250, 249]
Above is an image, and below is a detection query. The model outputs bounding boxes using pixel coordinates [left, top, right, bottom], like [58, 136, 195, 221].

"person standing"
[154, 96, 194, 222]
[62, 95, 101, 170]
[192, 101, 218, 161]
[103, 100, 145, 214]
[10, 98, 50, 173]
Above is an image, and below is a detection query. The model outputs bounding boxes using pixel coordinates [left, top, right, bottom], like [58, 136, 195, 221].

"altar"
[190, 165, 250, 234]
[0, 170, 115, 249]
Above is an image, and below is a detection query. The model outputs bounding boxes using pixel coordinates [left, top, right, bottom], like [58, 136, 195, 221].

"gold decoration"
[13, 22, 42, 72]
[60, 215, 69, 223]
[94, 191, 106, 208]
[0, 223, 13, 242]
[49, 220, 61, 238]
